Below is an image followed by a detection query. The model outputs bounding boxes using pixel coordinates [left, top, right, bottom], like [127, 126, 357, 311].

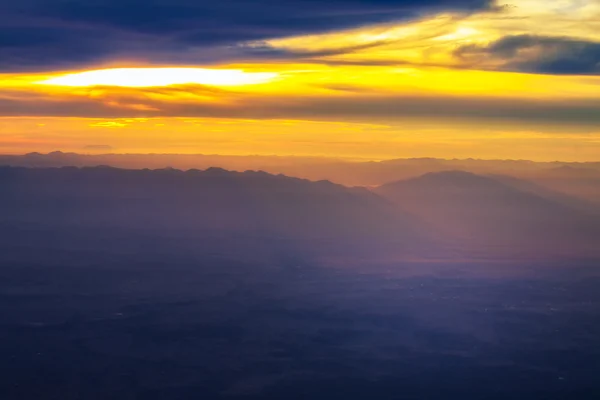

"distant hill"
[1, 166, 599, 262]
[0, 166, 427, 263]
[2, 152, 600, 187]
[525, 166, 600, 205]
[489, 174, 600, 215]
[375, 171, 600, 258]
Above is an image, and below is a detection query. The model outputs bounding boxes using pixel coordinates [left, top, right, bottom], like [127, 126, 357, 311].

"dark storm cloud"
[0, 0, 494, 71]
[455, 35, 600, 75]
[0, 26, 130, 71]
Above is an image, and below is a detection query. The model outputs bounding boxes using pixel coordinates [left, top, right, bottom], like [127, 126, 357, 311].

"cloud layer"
[455, 35, 600, 75]
[3, 0, 600, 160]
[2, 84, 600, 128]
[0, 0, 493, 71]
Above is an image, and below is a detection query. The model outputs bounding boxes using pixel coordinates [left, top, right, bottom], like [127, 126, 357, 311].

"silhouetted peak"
[419, 170, 481, 180]
[204, 167, 232, 176]
[85, 165, 116, 170]
[382, 157, 443, 165]
[48, 151, 78, 158]
[314, 179, 335, 187]
[243, 170, 271, 177]
[380, 170, 498, 191]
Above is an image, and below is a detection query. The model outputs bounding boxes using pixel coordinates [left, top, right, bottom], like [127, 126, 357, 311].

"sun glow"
[37, 68, 279, 87]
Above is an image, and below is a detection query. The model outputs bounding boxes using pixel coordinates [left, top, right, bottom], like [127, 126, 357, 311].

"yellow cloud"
[37, 68, 279, 88]
[89, 121, 129, 128]
[1, 1, 600, 160]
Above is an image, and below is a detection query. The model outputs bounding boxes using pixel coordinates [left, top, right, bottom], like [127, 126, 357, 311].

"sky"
[1, 0, 600, 160]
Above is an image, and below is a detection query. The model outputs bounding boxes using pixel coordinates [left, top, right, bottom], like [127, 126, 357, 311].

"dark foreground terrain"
[1, 256, 599, 399]
[1, 166, 599, 399]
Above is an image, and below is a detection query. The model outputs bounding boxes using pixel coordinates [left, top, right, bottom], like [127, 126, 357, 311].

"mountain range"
[375, 171, 600, 258]
[1, 165, 599, 263]
[2, 152, 600, 200]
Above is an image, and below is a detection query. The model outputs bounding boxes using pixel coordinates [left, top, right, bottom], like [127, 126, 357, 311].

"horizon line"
[2, 151, 600, 165]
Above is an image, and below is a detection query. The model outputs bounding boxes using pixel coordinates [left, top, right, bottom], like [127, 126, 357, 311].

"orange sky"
[1, 0, 600, 160]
